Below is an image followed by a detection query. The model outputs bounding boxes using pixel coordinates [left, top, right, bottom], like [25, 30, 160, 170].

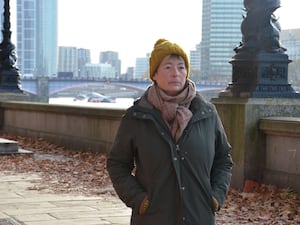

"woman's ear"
[152, 72, 156, 81]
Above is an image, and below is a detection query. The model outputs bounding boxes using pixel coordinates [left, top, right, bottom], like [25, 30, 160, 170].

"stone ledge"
[0, 138, 18, 154]
[259, 116, 300, 137]
[0, 138, 32, 155]
[0, 101, 125, 118]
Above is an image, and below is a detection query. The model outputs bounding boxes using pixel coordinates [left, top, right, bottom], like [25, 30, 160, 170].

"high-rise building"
[134, 54, 149, 80]
[99, 51, 121, 78]
[201, 0, 243, 81]
[78, 48, 91, 77]
[16, 0, 58, 77]
[190, 43, 201, 81]
[57, 46, 78, 77]
[280, 29, 300, 84]
[125, 67, 134, 80]
[281, 29, 300, 61]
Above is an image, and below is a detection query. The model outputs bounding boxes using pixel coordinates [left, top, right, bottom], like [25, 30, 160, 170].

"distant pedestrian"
[107, 38, 233, 225]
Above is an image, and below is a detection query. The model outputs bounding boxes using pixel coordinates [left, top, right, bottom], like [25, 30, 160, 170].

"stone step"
[0, 138, 32, 154]
[0, 138, 19, 154]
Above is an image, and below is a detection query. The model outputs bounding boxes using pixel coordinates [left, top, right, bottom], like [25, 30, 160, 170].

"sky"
[57, 0, 203, 73]
[9, 0, 300, 73]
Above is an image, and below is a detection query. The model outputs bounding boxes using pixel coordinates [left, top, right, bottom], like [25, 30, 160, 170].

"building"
[281, 29, 300, 84]
[99, 51, 121, 79]
[81, 63, 115, 79]
[134, 54, 149, 80]
[57, 46, 78, 77]
[201, 0, 243, 81]
[125, 67, 134, 80]
[78, 48, 91, 77]
[281, 29, 300, 61]
[58, 47, 91, 78]
[16, 0, 58, 77]
[189, 43, 201, 81]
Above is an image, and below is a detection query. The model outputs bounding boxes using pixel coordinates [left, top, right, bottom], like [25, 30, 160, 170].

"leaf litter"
[0, 133, 299, 224]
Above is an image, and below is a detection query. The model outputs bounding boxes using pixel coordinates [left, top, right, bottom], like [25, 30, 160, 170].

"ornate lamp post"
[220, 0, 299, 98]
[0, 0, 23, 93]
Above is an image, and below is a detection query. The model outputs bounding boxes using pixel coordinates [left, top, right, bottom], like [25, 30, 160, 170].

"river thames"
[49, 97, 135, 109]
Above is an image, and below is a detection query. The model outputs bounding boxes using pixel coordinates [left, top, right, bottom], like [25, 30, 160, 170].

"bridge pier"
[36, 76, 49, 102]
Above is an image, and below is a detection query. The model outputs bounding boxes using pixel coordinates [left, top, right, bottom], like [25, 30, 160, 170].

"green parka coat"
[107, 91, 233, 225]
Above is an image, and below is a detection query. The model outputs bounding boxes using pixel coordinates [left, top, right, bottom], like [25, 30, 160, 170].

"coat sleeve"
[210, 109, 233, 209]
[106, 113, 146, 211]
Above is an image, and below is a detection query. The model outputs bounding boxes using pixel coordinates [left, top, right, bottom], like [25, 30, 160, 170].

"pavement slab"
[0, 172, 131, 225]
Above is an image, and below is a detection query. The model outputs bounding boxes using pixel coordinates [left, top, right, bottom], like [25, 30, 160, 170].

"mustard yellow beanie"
[149, 38, 190, 81]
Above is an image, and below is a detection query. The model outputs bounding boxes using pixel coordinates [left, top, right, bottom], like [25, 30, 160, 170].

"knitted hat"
[149, 38, 190, 81]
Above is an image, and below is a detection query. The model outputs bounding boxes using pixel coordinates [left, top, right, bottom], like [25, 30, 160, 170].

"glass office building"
[16, 0, 58, 77]
[201, 0, 243, 81]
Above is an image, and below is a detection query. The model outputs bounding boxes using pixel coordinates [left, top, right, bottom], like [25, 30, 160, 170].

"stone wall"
[259, 117, 300, 192]
[0, 101, 299, 192]
[212, 97, 300, 191]
[0, 101, 125, 153]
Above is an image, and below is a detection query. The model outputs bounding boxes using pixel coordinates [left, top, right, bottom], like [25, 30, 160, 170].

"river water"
[49, 97, 135, 109]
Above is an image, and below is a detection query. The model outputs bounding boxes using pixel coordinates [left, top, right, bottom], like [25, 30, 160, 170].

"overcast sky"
[57, 0, 300, 72]
[9, 0, 300, 72]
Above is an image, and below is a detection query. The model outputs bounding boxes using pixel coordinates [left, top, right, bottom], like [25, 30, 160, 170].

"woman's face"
[152, 55, 187, 96]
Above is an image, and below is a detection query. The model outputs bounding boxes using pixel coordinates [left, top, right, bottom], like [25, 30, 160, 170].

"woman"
[107, 38, 233, 225]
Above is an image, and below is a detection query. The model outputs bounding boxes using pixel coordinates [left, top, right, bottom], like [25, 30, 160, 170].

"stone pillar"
[212, 97, 300, 189]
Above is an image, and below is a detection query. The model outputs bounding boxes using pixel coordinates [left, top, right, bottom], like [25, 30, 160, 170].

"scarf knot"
[148, 80, 196, 141]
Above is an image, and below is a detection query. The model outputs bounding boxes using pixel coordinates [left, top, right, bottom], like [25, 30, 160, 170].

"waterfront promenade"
[0, 172, 131, 225]
[1, 172, 300, 225]
[0, 133, 299, 225]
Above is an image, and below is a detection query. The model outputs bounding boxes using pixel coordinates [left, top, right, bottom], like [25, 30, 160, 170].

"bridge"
[20, 77, 227, 96]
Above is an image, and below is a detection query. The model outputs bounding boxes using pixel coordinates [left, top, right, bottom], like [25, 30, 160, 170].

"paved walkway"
[0, 172, 131, 225]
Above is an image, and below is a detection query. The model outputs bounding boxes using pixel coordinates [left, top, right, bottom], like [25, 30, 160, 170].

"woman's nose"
[173, 68, 180, 76]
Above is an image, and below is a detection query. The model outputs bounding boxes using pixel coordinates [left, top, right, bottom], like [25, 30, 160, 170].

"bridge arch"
[20, 77, 226, 99]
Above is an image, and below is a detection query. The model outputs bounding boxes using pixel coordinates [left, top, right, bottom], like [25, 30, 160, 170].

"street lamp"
[0, 0, 23, 93]
[219, 0, 299, 98]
